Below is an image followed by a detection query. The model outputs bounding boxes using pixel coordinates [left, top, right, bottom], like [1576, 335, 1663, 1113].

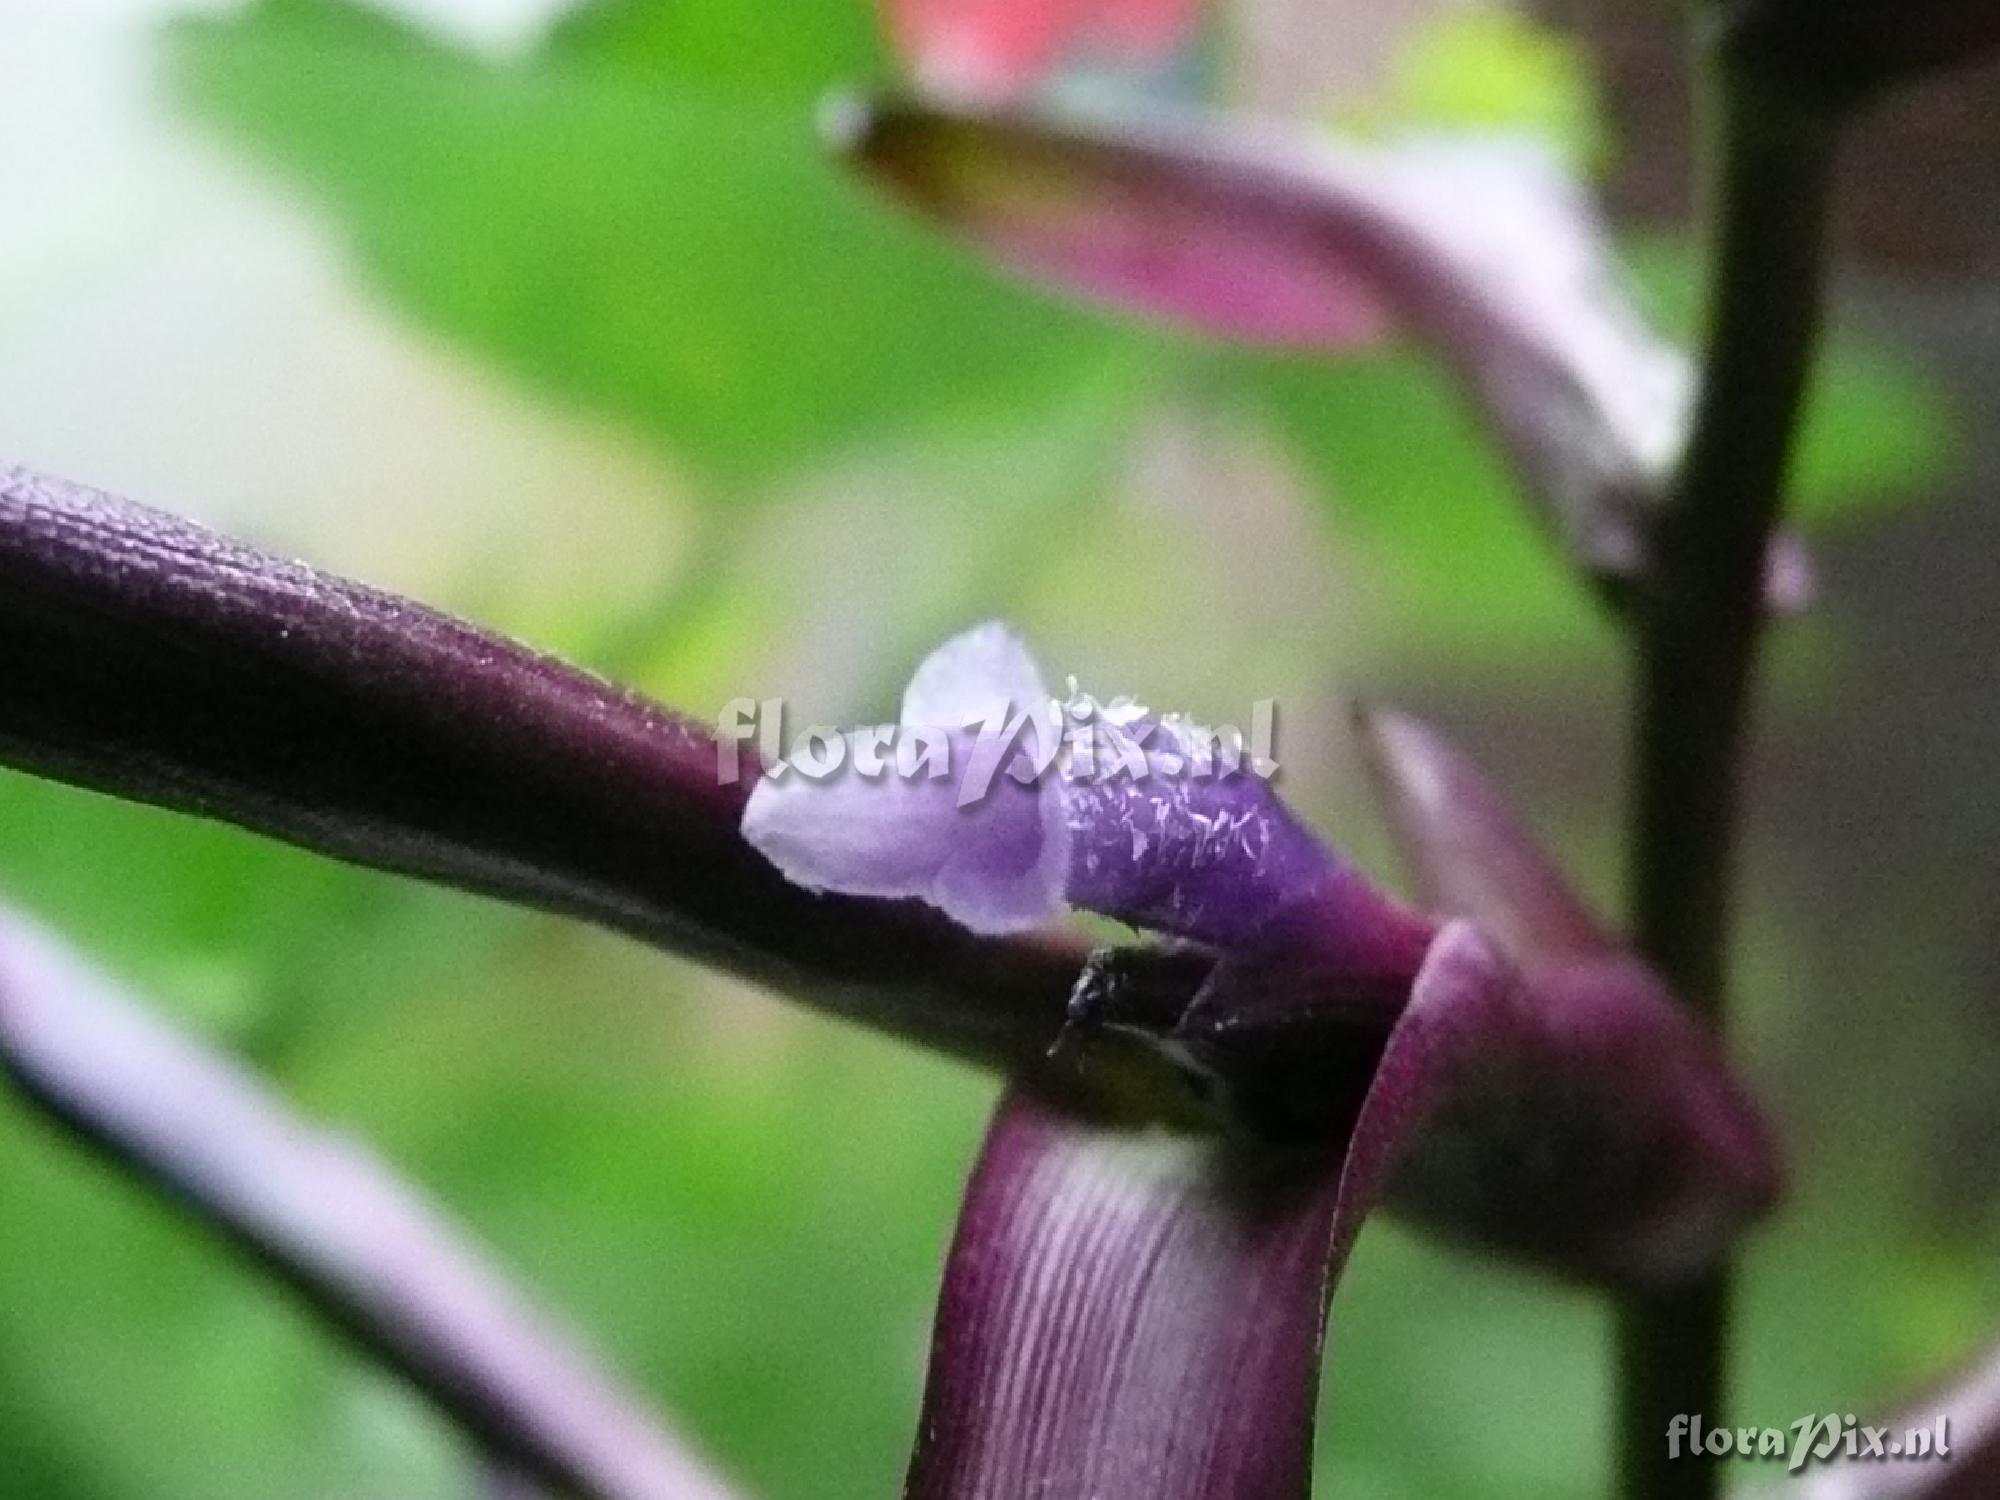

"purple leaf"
[0, 466, 1117, 1071]
[1355, 705, 1781, 1281]
[1354, 703, 1612, 974]
[832, 95, 1813, 613]
[0, 908, 746, 1500]
[906, 923, 1499, 1500]
[906, 1089, 1348, 1500]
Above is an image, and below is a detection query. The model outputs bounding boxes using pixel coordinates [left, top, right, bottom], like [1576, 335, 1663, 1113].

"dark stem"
[1617, 59, 1842, 1500]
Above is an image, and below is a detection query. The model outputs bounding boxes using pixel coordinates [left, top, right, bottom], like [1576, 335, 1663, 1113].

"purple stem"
[0, 465, 1142, 1072]
[0, 908, 746, 1500]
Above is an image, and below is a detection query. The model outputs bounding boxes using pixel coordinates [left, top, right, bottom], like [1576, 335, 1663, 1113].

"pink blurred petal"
[829, 96, 1399, 347]
[885, 0, 1073, 100]
[1088, 0, 1206, 56]
[882, 0, 1203, 102]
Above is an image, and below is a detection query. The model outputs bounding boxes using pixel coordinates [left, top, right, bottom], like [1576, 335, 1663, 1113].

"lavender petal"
[742, 728, 1068, 935]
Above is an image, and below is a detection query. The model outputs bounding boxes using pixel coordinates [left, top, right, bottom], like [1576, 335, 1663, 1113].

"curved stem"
[0, 908, 745, 1500]
[0, 465, 1097, 1074]
[1617, 59, 1843, 1500]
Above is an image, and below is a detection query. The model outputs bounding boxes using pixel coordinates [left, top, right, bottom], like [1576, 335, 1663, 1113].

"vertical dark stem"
[1617, 57, 1842, 1500]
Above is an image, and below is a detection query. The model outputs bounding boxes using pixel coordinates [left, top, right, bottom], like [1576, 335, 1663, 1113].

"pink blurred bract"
[884, 0, 1202, 98]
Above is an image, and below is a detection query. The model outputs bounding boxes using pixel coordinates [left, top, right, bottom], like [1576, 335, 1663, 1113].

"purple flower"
[743, 622, 1433, 974]
[0, 468, 1780, 1499]
[743, 623, 1073, 934]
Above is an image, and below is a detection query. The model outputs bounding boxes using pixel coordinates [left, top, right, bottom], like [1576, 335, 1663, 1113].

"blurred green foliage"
[0, 3, 1986, 1500]
[171, 0, 1955, 664]
[1350, 5, 1608, 167]
[172, 0, 1118, 487]
[0, 788, 995, 1498]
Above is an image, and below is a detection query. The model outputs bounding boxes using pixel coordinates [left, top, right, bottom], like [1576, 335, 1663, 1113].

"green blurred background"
[0, 0, 1995, 1496]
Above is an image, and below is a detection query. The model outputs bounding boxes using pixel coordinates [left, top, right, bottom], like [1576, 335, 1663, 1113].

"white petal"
[899, 621, 1052, 729]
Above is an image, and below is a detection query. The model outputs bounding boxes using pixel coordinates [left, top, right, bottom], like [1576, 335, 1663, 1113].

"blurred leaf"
[1319, 1225, 1609, 1500]
[1792, 341, 1963, 521]
[1244, 232, 1959, 663]
[0, 908, 743, 1500]
[298, 938, 998, 1500]
[547, 0, 891, 102]
[0, 951, 468, 1500]
[0, 854, 998, 1500]
[0, 784, 531, 1500]
[0, 771, 376, 1044]
[1242, 351, 1604, 660]
[172, 0, 1127, 487]
[171, 0, 1957, 673]
[617, 349, 1148, 710]
[1365, 7, 1605, 169]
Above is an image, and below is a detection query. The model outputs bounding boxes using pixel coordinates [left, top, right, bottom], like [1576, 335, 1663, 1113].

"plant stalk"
[1616, 56, 1842, 1500]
